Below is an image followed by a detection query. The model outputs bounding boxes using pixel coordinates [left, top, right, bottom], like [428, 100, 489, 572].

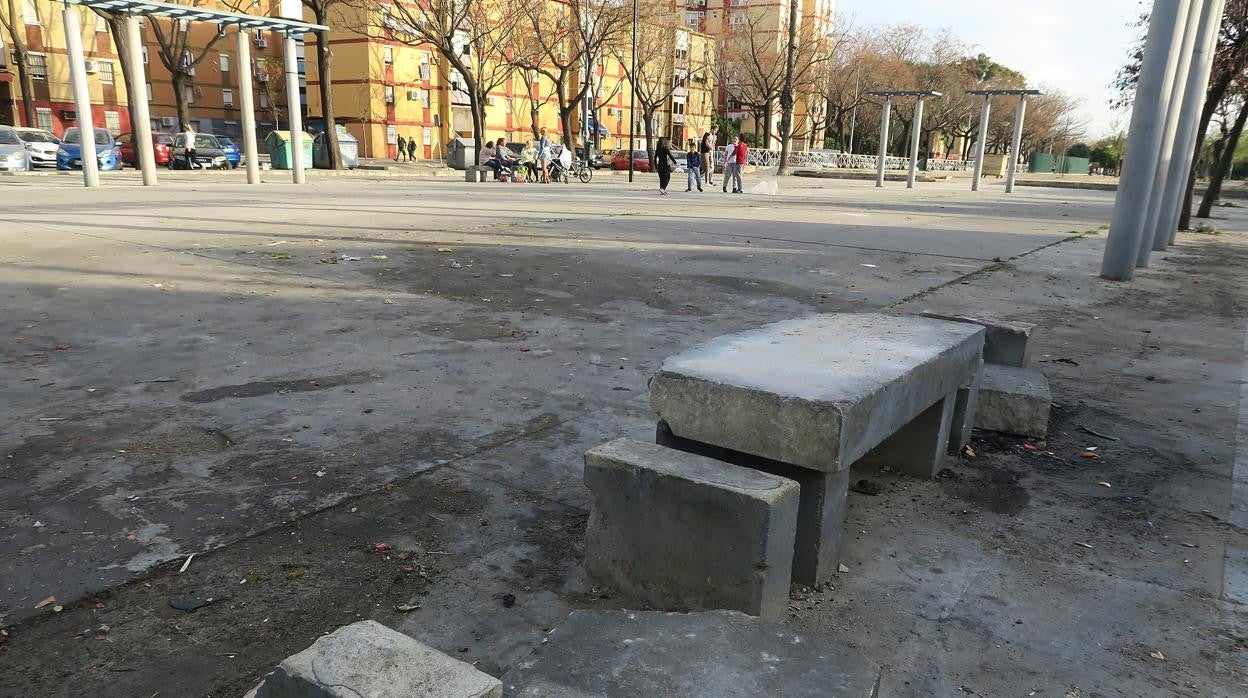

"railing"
[712, 147, 970, 172]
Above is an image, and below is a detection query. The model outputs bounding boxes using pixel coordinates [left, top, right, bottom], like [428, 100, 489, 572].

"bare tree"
[304, 0, 343, 168]
[149, 10, 230, 128]
[2, 0, 37, 126]
[610, 13, 682, 162]
[254, 56, 287, 126]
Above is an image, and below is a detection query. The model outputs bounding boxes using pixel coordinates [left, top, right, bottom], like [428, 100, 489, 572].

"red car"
[612, 149, 650, 172]
[116, 131, 174, 167]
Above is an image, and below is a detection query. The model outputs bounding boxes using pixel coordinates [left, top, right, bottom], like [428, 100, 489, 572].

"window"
[684, 12, 699, 27]
[181, 50, 194, 75]
[145, 83, 153, 100]
[185, 86, 195, 104]
[386, 124, 397, 144]
[421, 89, 430, 107]
[219, 53, 229, 72]
[505, 98, 512, 114]
[35, 107, 53, 132]
[142, 46, 148, 64]
[22, 0, 38, 25]
[94, 13, 107, 32]
[419, 62, 431, 81]
[729, 11, 746, 26]
[104, 111, 121, 135]
[255, 31, 267, 48]
[0, 35, 6, 69]
[27, 53, 47, 80]
[422, 127, 432, 146]
[259, 92, 270, 109]
[223, 89, 234, 106]
[383, 46, 393, 65]
[384, 85, 395, 104]
[99, 60, 114, 85]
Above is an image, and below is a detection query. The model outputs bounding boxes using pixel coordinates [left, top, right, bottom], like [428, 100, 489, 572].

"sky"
[838, 0, 1147, 139]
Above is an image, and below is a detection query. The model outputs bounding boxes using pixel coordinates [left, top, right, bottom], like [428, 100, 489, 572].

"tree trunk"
[172, 71, 192, 128]
[643, 106, 655, 166]
[102, 15, 137, 136]
[1180, 74, 1232, 229]
[3, 0, 36, 127]
[775, 0, 798, 175]
[762, 97, 773, 148]
[312, 6, 341, 169]
[1197, 98, 1248, 219]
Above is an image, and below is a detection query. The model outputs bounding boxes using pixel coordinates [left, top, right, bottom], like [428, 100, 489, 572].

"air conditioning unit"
[161, 116, 176, 127]
[486, 96, 496, 106]
[407, 89, 422, 101]
[83, 59, 98, 73]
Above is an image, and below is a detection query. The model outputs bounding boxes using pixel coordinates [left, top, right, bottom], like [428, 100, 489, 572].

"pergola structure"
[1102, 0, 1226, 280]
[966, 88, 1041, 194]
[867, 90, 942, 189]
[59, 0, 328, 187]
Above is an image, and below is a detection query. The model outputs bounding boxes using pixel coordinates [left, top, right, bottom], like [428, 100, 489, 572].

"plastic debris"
[1148, 650, 1165, 661]
[860, 263, 878, 268]
[371, 255, 388, 260]
[269, 253, 291, 260]
[395, 601, 423, 612]
[383, 299, 398, 304]
[1096, 481, 1112, 488]
[373, 542, 392, 553]
[340, 255, 361, 262]
[436, 247, 454, 253]
[837, 564, 850, 573]
[1074, 542, 1093, 549]
[178, 553, 195, 573]
[449, 260, 463, 268]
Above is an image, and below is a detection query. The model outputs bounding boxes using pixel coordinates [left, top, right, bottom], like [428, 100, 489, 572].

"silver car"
[0, 126, 33, 172]
[13, 127, 60, 167]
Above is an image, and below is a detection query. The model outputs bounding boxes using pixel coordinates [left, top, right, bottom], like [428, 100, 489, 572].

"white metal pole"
[876, 96, 891, 187]
[63, 6, 99, 188]
[236, 29, 261, 184]
[1137, 0, 1203, 267]
[1101, 0, 1191, 281]
[283, 32, 305, 184]
[971, 95, 991, 192]
[907, 97, 924, 188]
[1004, 95, 1028, 193]
[1160, 0, 1225, 248]
[124, 15, 156, 186]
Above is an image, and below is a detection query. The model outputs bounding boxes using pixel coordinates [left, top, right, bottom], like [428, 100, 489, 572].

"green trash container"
[265, 130, 315, 170]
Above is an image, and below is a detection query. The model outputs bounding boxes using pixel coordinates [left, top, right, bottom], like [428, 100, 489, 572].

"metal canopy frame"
[966, 89, 1042, 96]
[867, 90, 944, 98]
[867, 91, 943, 188]
[62, 0, 328, 36]
[965, 89, 1042, 193]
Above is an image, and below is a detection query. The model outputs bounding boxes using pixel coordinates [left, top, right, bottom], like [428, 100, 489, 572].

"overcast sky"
[838, 0, 1147, 139]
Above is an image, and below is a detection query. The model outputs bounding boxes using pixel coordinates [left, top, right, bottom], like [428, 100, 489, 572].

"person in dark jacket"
[406, 136, 417, 162]
[684, 138, 703, 192]
[654, 137, 679, 195]
[396, 133, 406, 162]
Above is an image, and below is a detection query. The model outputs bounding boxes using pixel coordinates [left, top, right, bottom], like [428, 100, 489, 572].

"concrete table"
[650, 313, 984, 584]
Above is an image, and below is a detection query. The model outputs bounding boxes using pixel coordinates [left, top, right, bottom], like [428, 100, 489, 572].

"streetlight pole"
[627, 0, 637, 182]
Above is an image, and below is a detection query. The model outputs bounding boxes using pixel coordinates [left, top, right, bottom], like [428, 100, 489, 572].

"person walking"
[684, 138, 703, 192]
[730, 135, 747, 193]
[721, 136, 737, 193]
[536, 127, 552, 183]
[700, 126, 717, 187]
[406, 136, 417, 163]
[396, 133, 407, 162]
[181, 123, 197, 169]
[654, 137, 678, 195]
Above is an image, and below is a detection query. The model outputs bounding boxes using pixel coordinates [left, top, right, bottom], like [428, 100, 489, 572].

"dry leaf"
[1080, 450, 1101, 459]
[34, 595, 56, 609]
[964, 445, 976, 458]
[1148, 650, 1165, 661]
[1096, 481, 1112, 488]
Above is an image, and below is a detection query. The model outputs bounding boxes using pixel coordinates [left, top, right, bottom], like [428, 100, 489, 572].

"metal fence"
[713, 148, 970, 172]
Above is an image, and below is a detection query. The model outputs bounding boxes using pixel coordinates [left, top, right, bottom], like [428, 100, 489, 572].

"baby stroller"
[546, 145, 573, 184]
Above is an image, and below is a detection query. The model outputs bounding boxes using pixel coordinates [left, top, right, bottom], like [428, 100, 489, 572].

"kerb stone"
[974, 364, 1052, 438]
[919, 310, 1036, 367]
[502, 610, 882, 697]
[584, 438, 799, 620]
[245, 620, 502, 698]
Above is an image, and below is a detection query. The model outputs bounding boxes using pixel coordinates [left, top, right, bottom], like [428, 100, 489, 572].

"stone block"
[649, 313, 984, 473]
[246, 620, 502, 698]
[465, 166, 489, 182]
[584, 438, 799, 620]
[502, 610, 882, 697]
[919, 310, 1036, 367]
[948, 358, 983, 455]
[859, 388, 958, 479]
[657, 421, 846, 586]
[974, 364, 1051, 438]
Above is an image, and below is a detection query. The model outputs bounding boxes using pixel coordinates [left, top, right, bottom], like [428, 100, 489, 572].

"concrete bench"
[649, 313, 984, 584]
[584, 438, 799, 620]
[465, 165, 491, 182]
[502, 610, 882, 697]
[918, 310, 1036, 367]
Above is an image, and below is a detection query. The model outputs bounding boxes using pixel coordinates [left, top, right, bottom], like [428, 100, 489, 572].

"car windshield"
[216, 137, 236, 147]
[633, 151, 648, 158]
[62, 128, 113, 145]
[185, 135, 220, 148]
[0, 129, 20, 145]
[17, 130, 57, 143]
[155, 134, 174, 145]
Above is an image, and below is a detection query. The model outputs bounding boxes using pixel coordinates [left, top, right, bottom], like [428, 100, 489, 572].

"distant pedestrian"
[654, 137, 678, 195]
[396, 133, 407, 162]
[730, 135, 746, 193]
[700, 126, 716, 186]
[684, 138, 702, 192]
[181, 123, 197, 169]
[537, 127, 552, 183]
[722, 137, 737, 193]
[406, 136, 417, 162]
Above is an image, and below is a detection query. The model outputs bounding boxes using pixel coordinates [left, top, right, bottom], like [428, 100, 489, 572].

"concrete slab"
[502, 610, 881, 697]
[248, 620, 501, 698]
[919, 310, 1036, 367]
[974, 365, 1052, 438]
[584, 439, 799, 619]
[649, 313, 984, 472]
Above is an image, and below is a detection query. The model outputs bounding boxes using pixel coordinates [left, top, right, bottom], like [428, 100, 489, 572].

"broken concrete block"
[974, 364, 1051, 438]
[246, 620, 502, 698]
[584, 438, 799, 620]
[919, 310, 1036, 367]
[502, 610, 882, 697]
[648, 313, 984, 474]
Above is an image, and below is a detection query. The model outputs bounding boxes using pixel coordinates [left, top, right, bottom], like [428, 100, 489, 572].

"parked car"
[592, 149, 615, 169]
[214, 135, 242, 168]
[56, 127, 122, 171]
[612, 149, 651, 172]
[670, 150, 688, 174]
[116, 131, 174, 167]
[170, 133, 231, 170]
[12, 127, 60, 167]
[0, 126, 33, 172]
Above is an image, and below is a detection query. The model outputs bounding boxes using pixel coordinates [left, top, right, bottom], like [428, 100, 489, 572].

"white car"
[12, 126, 60, 167]
[0, 126, 33, 172]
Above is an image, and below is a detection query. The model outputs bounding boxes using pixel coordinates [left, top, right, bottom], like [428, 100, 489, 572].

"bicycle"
[569, 157, 592, 184]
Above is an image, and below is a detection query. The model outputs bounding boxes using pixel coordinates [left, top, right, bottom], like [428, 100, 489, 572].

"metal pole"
[971, 95, 991, 192]
[875, 96, 891, 187]
[1160, 0, 1225, 247]
[237, 28, 261, 185]
[124, 14, 156, 186]
[283, 32, 305, 184]
[907, 96, 924, 189]
[63, 6, 99, 188]
[1136, 0, 1203, 267]
[847, 68, 859, 153]
[627, 0, 636, 183]
[1102, 0, 1190, 280]
[1004, 95, 1028, 193]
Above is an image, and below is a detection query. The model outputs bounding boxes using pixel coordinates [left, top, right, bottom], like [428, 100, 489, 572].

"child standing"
[684, 139, 702, 192]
